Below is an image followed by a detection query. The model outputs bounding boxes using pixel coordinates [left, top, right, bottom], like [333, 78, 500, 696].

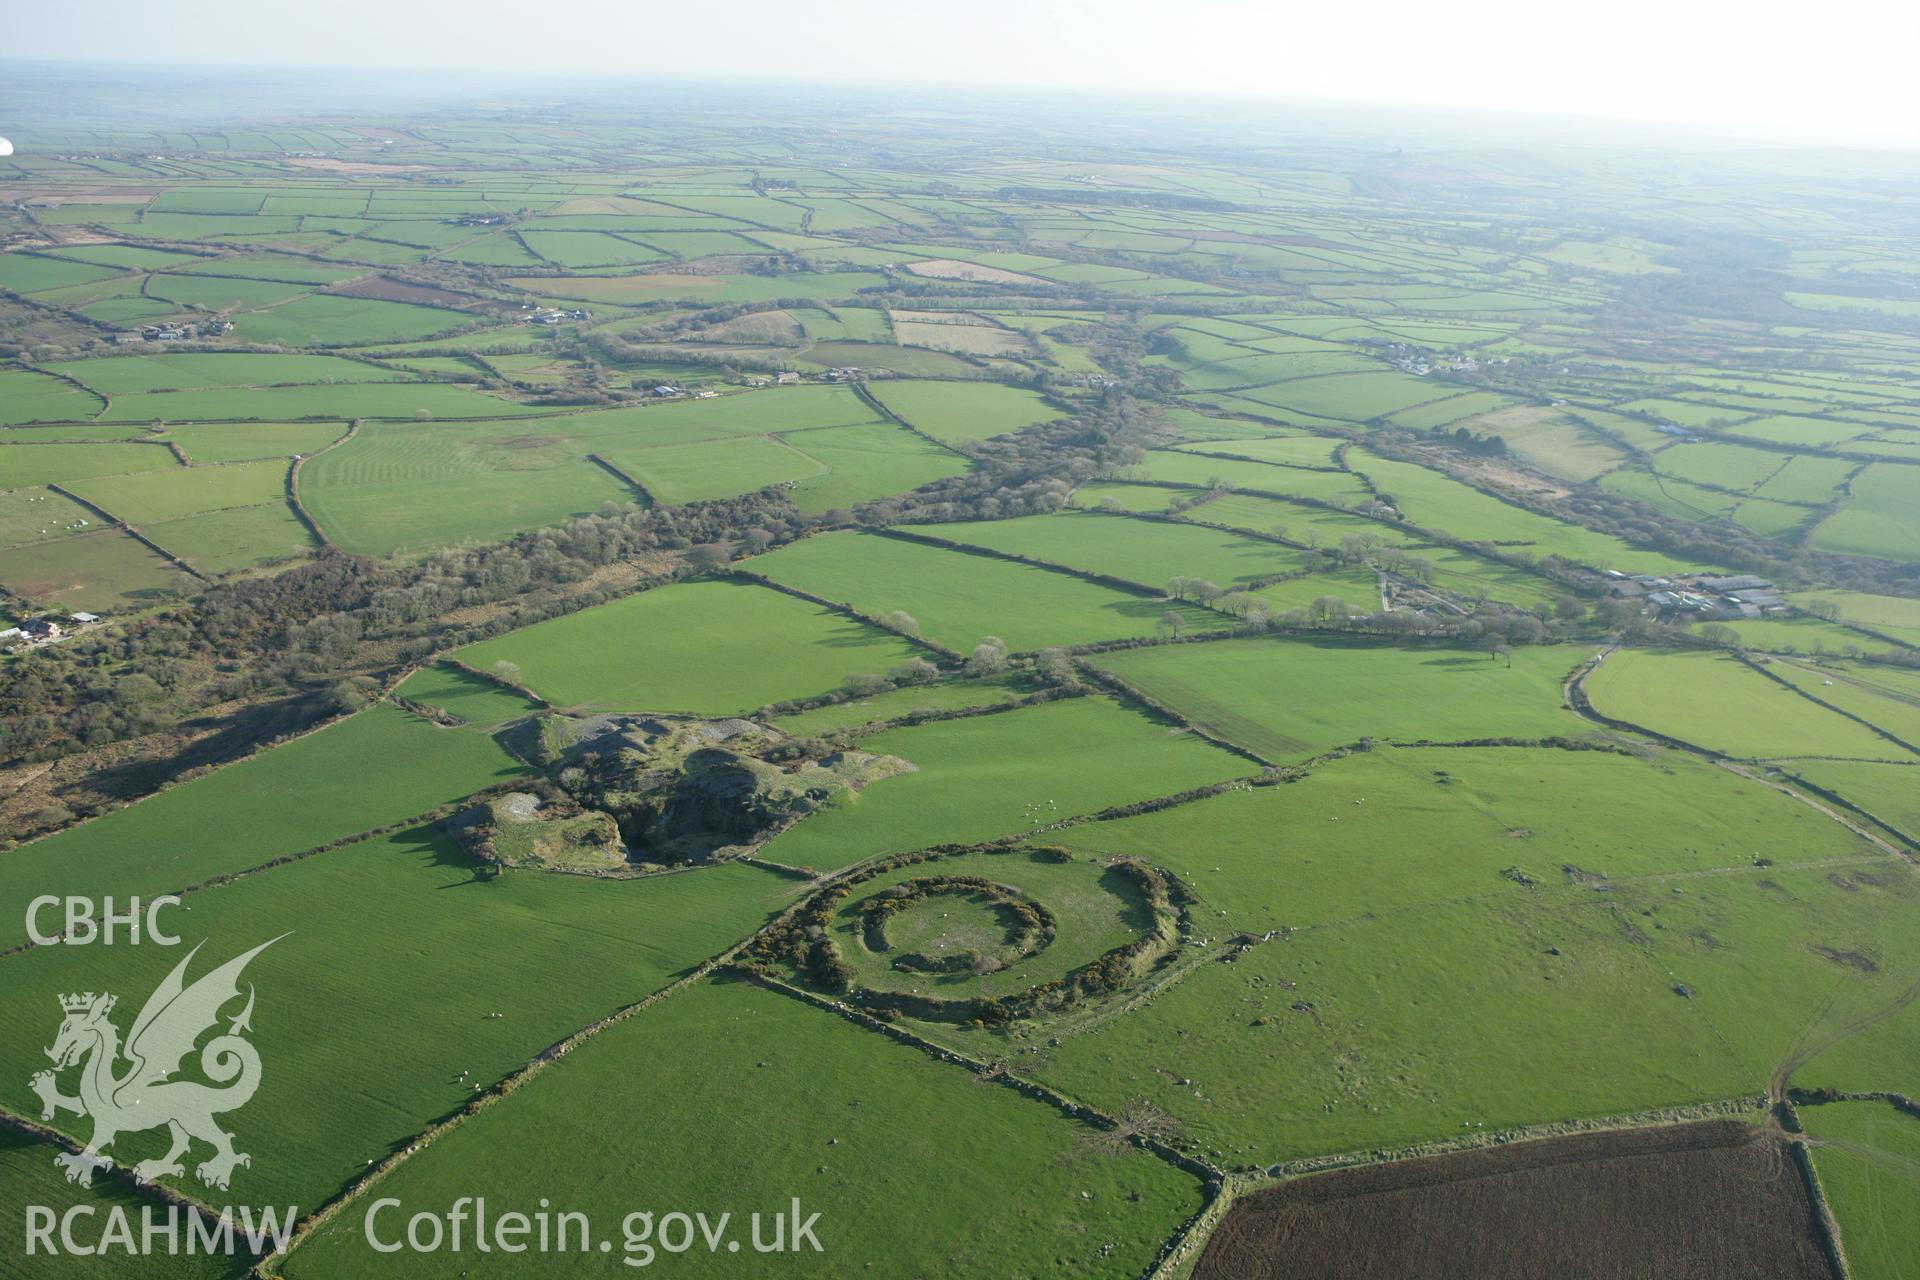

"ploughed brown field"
[1194, 1121, 1836, 1280]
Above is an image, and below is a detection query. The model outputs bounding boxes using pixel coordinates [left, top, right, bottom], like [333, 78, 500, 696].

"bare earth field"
[1195, 1121, 1835, 1280]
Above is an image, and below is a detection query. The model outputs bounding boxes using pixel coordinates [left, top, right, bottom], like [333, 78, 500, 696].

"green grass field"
[67, 458, 288, 523]
[1355, 451, 1692, 572]
[278, 975, 1202, 1279]
[0, 368, 108, 424]
[1812, 464, 1920, 563]
[867, 380, 1064, 443]
[605, 435, 825, 503]
[145, 273, 314, 311]
[1692, 614, 1898, 656]
[1763, 660, 1920, 744]
[1056, 744, 1869, 931]
[1, 421, 153, 442]
[1071, 481, 1197, 513]
[1131, 450, 1373, 503]
[455, 579, 925, 714]
[1191, 490, 1425, 547]
[800, 340, 977, 376]
[1236, 370, 1450, 422]
[0, 254, 129, 294]
[585, 388, 884, 448]
[0, 1129, 246, 1279]
[1174, 433, 1343, 469]
[761, 694, 1250, 871]
[598, 417, 965, 511]
[1093, 636, 1587, 762]
[46, 353, 403, 394]
[783, 421, 970, 512]
[510, 268, 888, 305]
[298, 419, 634, 555]
[1801, 1103, 1920, 1279]
[0, 704, 526, 949]
[163, 421, 348, 463]
[397, 661, 545, 727]
[99, 382, 533, 424]
[0, 486, 99, 550]
[1472, 409, 1628, 482]
[0, 443, 178, 487]
[912, 511, 1304, 591]
[221, 294, 471, 347]
[145, 501, 316, 574]
[1250, 566, 1383, 613]
[1752, 454, 1857, 505]
[1800, 591, 1920, 646]
[0, 833, 796, 1212]
[0, 527, 188, 609]
[1583, 649, 1916, 760]
[746, 530, 1229, 652]
[1022, 857, 1914, 1165]
[1784, 759, 1920, 844]
[1399, 542, 1560, 610]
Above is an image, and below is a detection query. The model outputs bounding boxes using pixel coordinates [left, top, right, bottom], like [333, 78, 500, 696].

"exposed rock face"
[461, 713, 912, 871]
[623, 739, 912, 862]
[452, 793, 628, 872]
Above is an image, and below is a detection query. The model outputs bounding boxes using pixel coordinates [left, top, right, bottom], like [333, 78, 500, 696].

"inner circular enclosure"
[833, 849, 1152, 999]
[867, 883, 1048, 976]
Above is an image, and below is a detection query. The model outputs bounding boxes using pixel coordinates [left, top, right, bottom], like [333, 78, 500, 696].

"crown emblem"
[36, 938, 281, 1194]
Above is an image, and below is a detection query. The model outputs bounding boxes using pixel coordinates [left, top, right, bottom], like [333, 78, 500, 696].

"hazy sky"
[15, 0, 1920, 146]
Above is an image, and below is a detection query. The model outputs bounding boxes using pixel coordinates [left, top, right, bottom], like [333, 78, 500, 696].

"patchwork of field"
[1354, 450, 1691, 572]
[911, 510, 1305, 590]
[1810, 464, 1920, 562]
[1130, 449, 1374, 502]
[744, 529, 1231, 651]
[5, 90, 1920, 1280]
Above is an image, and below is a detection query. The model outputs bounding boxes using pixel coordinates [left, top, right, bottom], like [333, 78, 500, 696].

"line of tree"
[0, 490, 812, 774]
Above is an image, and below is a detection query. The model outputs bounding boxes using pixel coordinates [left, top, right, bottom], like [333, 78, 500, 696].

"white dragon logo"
[29, 937, 281, 1191]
